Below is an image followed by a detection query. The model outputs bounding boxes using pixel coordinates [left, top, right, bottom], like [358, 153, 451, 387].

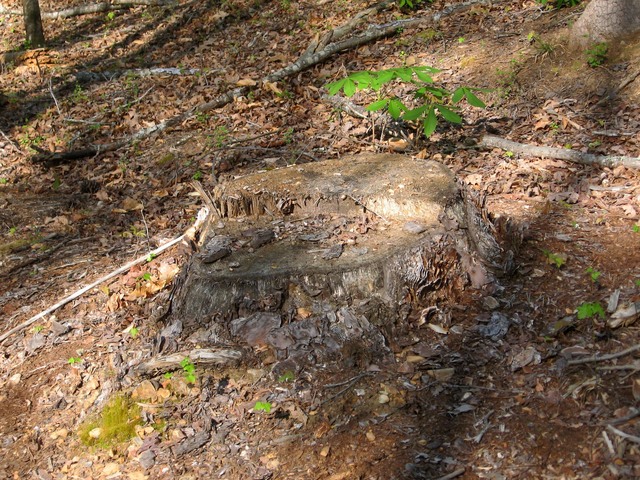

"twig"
[567, 343, 640, 366]
[324, 372, 373, 388]
[480, 134, 640, 169]
[48, 77, 62, 116]
[606, 425, 640, 445]
[0, 208, 208, 344]
[0, 129, 21, 153]
[434, 468, 466, 480]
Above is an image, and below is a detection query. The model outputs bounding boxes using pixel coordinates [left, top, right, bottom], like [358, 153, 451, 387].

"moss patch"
[78, 395, 142, 449]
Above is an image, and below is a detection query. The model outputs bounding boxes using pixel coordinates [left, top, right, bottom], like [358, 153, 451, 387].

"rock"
[137, 449, 156, 469]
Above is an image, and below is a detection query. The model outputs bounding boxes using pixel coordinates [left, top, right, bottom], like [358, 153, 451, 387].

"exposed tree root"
[480, 134, 640, 169]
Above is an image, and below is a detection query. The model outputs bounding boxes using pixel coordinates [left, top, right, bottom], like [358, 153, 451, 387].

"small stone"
[137, 449, 156, 469]
[88, 427, 102, 439]
[483, 296, 500, 310]
[101, 462, 120, 476]
[403, 221, 427, 234]
[8, 373, 21, 385]
[378, 393, 390, 404]
[320, 446, 330, 457]
[50, 428, 69, 440]
[366, 430, 376, 442]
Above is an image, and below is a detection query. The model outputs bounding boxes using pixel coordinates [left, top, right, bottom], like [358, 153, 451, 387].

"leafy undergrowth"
[1, 0, 640, 479]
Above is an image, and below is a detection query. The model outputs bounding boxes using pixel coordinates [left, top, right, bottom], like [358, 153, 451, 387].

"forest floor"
[1, 0, 640, 478]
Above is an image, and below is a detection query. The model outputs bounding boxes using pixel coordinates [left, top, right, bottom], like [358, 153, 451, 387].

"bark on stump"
[165, 154, 507, 372]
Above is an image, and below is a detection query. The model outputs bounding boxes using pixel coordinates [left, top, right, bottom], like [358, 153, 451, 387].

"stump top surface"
[222, 154, 456, 220]
[201, 154, 458, 278]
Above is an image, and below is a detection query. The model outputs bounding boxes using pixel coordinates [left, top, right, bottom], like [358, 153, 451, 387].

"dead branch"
[480, 134, 640, 169]
[567, 343, 640, 366]
[74, 67, 203, 83]
[0, 207, 209, 344]
[133, 348, 243, 377]
[0, 0, 175, 19]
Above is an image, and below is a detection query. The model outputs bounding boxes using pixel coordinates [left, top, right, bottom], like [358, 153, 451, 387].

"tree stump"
[163, 154, 509, 372]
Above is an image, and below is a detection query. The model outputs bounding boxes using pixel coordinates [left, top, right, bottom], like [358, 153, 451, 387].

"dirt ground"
[1, 0, 640, 479]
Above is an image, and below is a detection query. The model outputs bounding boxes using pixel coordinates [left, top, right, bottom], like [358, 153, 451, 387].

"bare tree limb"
[480, 134, 640, 169]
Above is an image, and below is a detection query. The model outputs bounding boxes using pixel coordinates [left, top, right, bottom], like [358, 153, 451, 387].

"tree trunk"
[22, 0, 45, 48]
[157, 154, 517, 374]
[571, 0, 640, 48]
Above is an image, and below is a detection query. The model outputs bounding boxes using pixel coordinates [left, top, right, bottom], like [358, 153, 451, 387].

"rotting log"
[161, 154, 514, 373]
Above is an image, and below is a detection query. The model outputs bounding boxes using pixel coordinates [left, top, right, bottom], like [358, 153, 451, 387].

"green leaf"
[374, 69, 396, 85]
[452, 87, 465, 104]
[366, 98, 389, 111]
[464, 90, 486, 108]
[395, 68, 415, 82]
[326, 79, 346, 96]
[436, 105, 462, 124]
[343, 78, 357, 97]
[388, 98, 406, 119]
[403, 105, 428, 121]
[254, 401, 272, 413]
[576, 302, 605, 320]
[414, 70, 434, 84]
[423, 107, 437, 137]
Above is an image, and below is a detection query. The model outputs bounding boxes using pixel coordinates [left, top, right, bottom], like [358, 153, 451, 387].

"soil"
[1, 1, 640, 479]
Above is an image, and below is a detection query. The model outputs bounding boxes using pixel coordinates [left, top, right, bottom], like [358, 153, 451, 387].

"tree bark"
[571, 0, 640, 48]
[22, 0, 45, 48]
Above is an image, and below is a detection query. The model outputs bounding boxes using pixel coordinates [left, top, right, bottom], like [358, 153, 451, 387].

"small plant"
[192, 170, 203, 181]
[633, 224, 639, 233]
[163, 372, 174, 379]
[72, 84, 89, 103]
[195, 111, 209, 123]
[78, 395, 142, 448]
[8, 226, 16, 235]
[68, 357, 82, 365]
[180, 357, 196, 384]
[129, 326, 139, 338]
[254, 401, 272, 413]
[326, 66, 486, 138]
[527, 32, 554, 54]
[278, 370, 295, 383]
[146, 252, 157, 263]
[635, 279, 640, 288]
[0, 178, 8, 184]
[31, 325, 44, 333]
[283, 127, 294, 144]
[586, 267, 601, 283]
[504, 150, 514, 158]
[542, 249, 567, 269]
[105, 11, 116, 22]
[576, 301, 605, 320]
[586, 43, 608, 68]
[588, 140, 602, 149]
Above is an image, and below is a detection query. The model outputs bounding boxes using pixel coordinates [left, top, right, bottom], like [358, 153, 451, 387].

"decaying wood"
[480, 134, 640, 169]
[0, 0, 175, 19]
[0, 207, 208, 344]
[158, 154, 516, 375]
[134, 348, 243, 377]
[31, 0, 490, 165]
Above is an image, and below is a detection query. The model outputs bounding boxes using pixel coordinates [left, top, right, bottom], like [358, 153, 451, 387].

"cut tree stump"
[163, 154, 511, 372]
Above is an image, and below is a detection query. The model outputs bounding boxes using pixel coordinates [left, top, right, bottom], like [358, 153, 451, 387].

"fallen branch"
[133, 348, 243, 376]
[0, 0, 175, 19]
[0, 207, 208, 344]
[480, 134, 640, 169]
[74, 67, 203, 83]
[567, 343, 640, 366]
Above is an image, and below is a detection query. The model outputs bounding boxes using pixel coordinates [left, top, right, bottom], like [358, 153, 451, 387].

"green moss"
[78, 395, 142, 448]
